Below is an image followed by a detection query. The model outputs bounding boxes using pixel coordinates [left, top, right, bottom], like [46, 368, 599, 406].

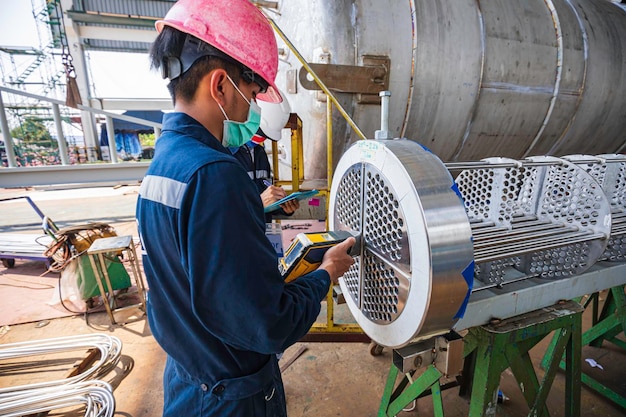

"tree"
[11, 117, 53, 146]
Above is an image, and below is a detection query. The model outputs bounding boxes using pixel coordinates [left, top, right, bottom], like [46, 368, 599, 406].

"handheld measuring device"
[279, 230, 360, 282]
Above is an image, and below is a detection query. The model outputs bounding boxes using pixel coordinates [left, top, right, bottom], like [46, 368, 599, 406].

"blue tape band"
[453, 260, 475, 319]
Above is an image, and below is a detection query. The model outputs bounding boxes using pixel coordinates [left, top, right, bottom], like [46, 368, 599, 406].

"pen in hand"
[262, 179, 288, 206]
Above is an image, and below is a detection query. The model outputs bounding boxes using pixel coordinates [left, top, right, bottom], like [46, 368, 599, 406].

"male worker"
[231, 95, 298, 222]
[135, 1, 356, 416]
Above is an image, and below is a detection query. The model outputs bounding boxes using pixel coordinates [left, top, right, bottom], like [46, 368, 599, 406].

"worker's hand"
[280, 198, 300, 214]
[318, 237, 356, 284]
[261, 185, 287, 208]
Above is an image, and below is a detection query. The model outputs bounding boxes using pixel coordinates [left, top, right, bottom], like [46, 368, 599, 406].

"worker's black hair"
[149, 26, 242, 104]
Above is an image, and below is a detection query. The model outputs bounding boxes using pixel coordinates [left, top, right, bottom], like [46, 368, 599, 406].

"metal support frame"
[272, 112, 305, 194]
[86, 235, 146, 325]
[51, 103, 70, 165]
[0, 86, 160, 187]
[104, 116, 119, 163]
[378, 301, 583, 416]
[290, 113, 305, 192]
[378, 364, 444, 417]
[462, 300, 583, 417]
[269, 105, 363, 339]
[0, 92, 17, 168]
[303, 97, 366, 338]
[264, 17, 368, 340]
[541, 286, 626, 409]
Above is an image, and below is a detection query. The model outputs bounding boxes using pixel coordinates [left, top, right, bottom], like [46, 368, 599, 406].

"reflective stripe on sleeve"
[139, 175, 187, 209]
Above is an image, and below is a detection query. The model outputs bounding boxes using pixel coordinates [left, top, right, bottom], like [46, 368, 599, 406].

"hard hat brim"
[257, 86, 282, 104]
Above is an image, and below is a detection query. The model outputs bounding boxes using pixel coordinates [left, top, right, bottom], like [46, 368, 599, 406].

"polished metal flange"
[329, 139, 474, 348]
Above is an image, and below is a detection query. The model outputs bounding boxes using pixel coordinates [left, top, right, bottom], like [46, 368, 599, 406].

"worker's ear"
[208, 68, 229, 107]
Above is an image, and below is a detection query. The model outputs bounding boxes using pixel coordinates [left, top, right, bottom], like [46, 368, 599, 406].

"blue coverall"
[136, 112, 330, 416]
[230, 141, 290, 223]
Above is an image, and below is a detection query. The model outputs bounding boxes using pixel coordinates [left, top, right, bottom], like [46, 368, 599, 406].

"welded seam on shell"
[452, 0, 486, 161]
[523, 0, 564, 158]
[546, 0, 589, 156]
[400, 0, 417, 138]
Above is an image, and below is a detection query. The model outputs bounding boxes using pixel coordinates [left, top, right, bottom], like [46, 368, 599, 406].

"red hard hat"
[156, 0, 282, 103]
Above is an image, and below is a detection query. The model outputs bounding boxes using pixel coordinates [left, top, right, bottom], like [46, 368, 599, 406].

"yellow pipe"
[309, 323, 363, 333]
[290, 117, 300, 192]
[271, 140, 279, 183]
[265, 15, 366, 336]
[326, 98, 333, 228]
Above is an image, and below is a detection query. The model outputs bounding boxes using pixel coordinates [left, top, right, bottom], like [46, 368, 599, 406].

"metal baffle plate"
[516, 156, 611, 278]
[456, 155, 612, 283]
[329, 139, 474, 348]
[565, 154, 626, 262]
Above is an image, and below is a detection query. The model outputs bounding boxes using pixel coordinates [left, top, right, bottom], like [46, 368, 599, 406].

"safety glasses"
[241, 69, 269, 95]
[163, 34, 269, 94]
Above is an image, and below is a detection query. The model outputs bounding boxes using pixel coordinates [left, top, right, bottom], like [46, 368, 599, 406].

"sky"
[0, 1, 39, 47]
[0, 0, 168, 99]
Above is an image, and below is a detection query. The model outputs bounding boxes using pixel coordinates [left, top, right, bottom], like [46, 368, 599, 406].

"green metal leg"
[565, 317, 582, 417]
[465, 300, 582, 417]
[467, 332, 506, 417]
[542, 286, 626, 409]
[378, 364, 444, 417]
[586, 287, 626, 347]
[431, 379, 444, 416]
[505, 340, 551, 417]
[537, 327, 572, 415]
[378, 363, 399, 417]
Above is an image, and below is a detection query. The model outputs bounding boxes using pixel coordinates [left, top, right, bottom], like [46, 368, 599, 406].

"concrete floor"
[1, 185, 626, 416]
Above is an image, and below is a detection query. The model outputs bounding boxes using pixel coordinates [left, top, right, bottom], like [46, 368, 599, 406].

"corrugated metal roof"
[83, 38, 152, 53]
[68, 0, 176, 53]
[71, 0, 174, 19]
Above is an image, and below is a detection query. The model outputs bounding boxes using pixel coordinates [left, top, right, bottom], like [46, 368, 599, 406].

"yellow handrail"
[264, 14, 366, 337]
[265, 17, 367, 141]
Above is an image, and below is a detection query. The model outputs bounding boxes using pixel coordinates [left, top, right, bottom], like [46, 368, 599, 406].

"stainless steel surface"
[271, 0, 626, 181]
[456, 261, 626, 331]
[0, 380, 115, 417]
[434, 332, 464, 378]
[0, 163, 148, 188]
[271, 1, 361, 180]
[455, 155, 611, 285]
[0, 334, 122, 396]
[392, 340, 434, 374]
[331, 139, 626, 348]
[565, 154, 626, 261]
[330, 139, 474, 348]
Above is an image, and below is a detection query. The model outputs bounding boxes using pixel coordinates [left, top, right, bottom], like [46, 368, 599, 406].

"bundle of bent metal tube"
[0, 334, 121, 416]
[0, 380, 115, 417]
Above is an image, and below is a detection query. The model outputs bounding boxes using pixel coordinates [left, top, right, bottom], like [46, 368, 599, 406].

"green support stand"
[377, 301, 582, 417]
[541, 286, 626, 409]
[463, 300, 583, 417]
[378, 364, 445, 417]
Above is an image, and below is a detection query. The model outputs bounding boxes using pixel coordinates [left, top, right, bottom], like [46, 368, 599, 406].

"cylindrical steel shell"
[273, 0, 626, 178]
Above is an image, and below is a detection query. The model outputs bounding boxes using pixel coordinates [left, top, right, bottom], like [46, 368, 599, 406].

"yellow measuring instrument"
[279, 230, 360, 282]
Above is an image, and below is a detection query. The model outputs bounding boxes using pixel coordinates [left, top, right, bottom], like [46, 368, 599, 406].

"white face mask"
[218, 75, 262, 148]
